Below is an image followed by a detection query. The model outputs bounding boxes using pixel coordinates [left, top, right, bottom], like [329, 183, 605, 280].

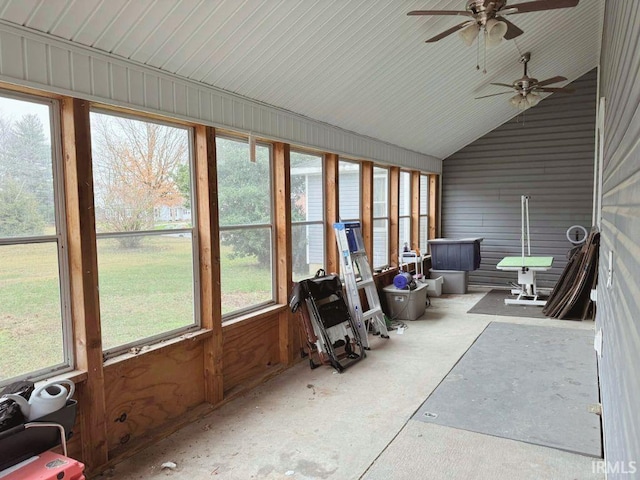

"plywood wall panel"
[222, 315, 281, 394]
[103, 339, 205, 453]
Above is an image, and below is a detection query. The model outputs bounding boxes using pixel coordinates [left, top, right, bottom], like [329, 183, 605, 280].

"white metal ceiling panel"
[0, 0, 604, 160]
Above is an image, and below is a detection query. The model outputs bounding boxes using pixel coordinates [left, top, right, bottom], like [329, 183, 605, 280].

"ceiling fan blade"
[407, 10, 472, 17]
[507, 0, 580, 15]
[490, 82, 515, 88]
[536, 75, 568, 86]
[476, 91, 514, 99]
[536, 87, 576, 93]
[425, 21, 475, 43]
[501, 18, 524, 39]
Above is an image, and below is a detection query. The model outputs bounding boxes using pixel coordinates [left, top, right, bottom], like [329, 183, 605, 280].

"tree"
[0, 176, 45, 237]
[8, 115, 52, 218]
[216, 139, 272, 264]
[91, 114, 188, 248]
[0, 114, 53, 226]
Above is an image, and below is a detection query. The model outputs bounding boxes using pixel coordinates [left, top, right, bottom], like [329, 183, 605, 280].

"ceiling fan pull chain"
[476, 32, 480, 70]
[483, 27, 487, 74]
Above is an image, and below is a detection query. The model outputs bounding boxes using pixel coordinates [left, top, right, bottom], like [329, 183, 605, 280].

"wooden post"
[389, 167, 400, 266]
[411, 171, 420, 252]
[60, 97, 108, 471]
[361, 161, 374, 266]
[273, 142, 293, 365]
[195, 125, 224, 405]
[429, 174, 439, 241]
[324, 153, 339, 274]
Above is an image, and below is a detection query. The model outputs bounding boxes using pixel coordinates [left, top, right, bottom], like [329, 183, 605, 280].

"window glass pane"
[216, 137, 271, 227]
[399, 217, 411, 252]
[90, 113, 192, 233]
[339, 160, 360, 221]
[0, 243, 65, 380]
[220, 227, 273, 315]
[97, 234, 195, 350]
[0, 95, 68, 385]
[373, 167, 388, 218]
[399, 171, 411, 217]
[90, 111, 197, 352]
[420, 174, 429, 215]
[420, 217, 428, 254]
[292, 223, 325, 281]
[373, 218, 389, 268]
[0, 100, 54, 238]
[291, 151, 323, 222]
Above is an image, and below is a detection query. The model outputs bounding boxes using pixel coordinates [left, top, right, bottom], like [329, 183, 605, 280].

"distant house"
[292, 162, 391, 269]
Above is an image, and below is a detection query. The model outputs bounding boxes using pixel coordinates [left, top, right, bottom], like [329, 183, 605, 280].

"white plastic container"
[430, 269, 469, 294]
[423, 276, 443, 297]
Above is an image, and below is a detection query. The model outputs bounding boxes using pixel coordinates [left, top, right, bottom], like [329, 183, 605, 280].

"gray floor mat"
[413, 322, 602, 457]
[467, 289, 548, 319]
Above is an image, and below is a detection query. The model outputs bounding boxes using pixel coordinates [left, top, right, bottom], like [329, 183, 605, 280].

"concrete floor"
[99, 288, 603, 480]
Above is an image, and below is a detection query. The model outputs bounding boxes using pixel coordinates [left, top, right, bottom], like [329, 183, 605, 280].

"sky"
[0, 95, 52, 143]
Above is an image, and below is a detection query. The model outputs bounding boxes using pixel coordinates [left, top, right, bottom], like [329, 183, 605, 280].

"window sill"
[222, 304, 287, 332]
[103, 328, 213, 367]
[37, 369, 89, 387]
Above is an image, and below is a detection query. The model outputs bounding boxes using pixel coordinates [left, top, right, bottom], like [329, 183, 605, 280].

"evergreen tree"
[4, 114, 54, 224]
[0, 176, 45, 237]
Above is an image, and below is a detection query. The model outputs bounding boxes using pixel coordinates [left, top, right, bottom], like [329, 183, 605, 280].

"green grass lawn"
[0, 236, 272, 381]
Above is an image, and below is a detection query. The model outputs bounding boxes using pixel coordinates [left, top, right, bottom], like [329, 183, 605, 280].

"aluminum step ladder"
[334, 222, 389, 349]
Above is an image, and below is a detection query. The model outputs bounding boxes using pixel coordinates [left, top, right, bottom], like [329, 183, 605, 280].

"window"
[216, 136, 274, 316]
[291, 151, 324, 281]
[90, 111, 198, 353]
[399, 171, 411, 253]
[0, 93, 71, 384]
[373, 166, 389, 268]
[338, 160, 360, 222]
[419, 174, 430, 254]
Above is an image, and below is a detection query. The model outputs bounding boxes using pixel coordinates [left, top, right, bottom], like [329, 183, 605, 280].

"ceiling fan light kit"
[509, 92, 540, 109]
[484, 18, 508, 47]
[458, 18, 507, 47]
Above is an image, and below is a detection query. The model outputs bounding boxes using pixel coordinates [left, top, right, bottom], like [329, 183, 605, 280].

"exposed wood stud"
[411, 171, 420, 252]
[325, 153, 339, 274]
[361, 161, 374, 265]
[195, 125, 224, 405]
[60, 97, 108, 472]
[273, 142, 294, 365]
[389, 167, 400, 266]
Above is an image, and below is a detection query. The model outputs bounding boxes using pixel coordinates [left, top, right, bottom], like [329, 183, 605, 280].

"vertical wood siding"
[441, 69, 597, 289]
[597, 1, 640, 476]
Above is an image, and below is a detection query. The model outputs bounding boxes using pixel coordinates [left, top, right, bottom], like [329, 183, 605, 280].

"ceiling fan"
[407, 0, 580, 46]
[475, 51, 575, 108]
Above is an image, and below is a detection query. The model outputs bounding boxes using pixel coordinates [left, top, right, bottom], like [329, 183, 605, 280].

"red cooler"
[0, 451, 85, 480]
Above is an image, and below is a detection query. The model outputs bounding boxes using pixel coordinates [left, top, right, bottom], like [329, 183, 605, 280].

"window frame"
[290, 149, 325, 278]
[216, 134, 276, 321]
[398, 170, 412, 252]
[338, 159, 361, 223]
[0, 91, 73, 385]
[419, 173, 430, 254]
[372, 166, 390, 269]
[89, 108, 201, 358]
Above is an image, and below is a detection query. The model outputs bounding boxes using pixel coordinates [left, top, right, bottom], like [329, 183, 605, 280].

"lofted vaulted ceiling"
[0, 0, 604, 159]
